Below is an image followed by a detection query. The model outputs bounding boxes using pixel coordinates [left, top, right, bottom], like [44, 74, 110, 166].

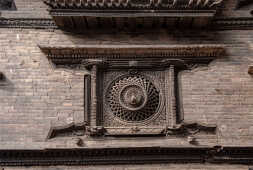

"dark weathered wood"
[1, 147, 253, 166]
[84, 75, 91, 124]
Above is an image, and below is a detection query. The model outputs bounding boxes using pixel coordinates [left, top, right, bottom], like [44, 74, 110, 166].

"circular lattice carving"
[106, 75, 160, 122]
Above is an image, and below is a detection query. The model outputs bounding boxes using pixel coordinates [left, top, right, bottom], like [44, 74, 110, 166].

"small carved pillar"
[84, 75, 91, 124]
[82, 59, 106, 135]
[163, 59, 185, 128]
[165, 65, 177, 128]
[90, 65, 98, 127]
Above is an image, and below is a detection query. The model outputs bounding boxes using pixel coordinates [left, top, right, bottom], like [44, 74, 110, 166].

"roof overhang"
[44, 0, 224, 29]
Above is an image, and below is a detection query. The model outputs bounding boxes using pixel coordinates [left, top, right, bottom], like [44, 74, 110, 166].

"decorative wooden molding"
[0, 18, 57, 29]
[1, 147, 253, 166]
[44, 0, 223, 10]
[39, 44, 225, 66]
[213, 18, 253, 30]
[1, 18, 253, 30]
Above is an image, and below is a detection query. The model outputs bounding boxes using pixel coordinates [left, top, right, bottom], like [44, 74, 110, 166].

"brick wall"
[1, 0, 50, 18]
[0, 0, 253, 169]
[0, 29, 253, 148]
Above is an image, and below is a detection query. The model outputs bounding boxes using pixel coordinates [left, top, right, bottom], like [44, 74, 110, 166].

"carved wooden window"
[40, 45, 225, 139]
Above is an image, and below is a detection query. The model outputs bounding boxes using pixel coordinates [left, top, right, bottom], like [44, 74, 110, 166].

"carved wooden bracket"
[40, 44, 225, 139]
[47, 122, 86, 139]
[165, 122, 217, 136]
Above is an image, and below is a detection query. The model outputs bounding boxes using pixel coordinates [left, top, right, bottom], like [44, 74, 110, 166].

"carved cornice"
[44, 0, 223, 10]
[0, 18, 57, 29]
[212, 18, 253, 30]
[1, 147, 253, 166]
[39, 44, 225, 66]
[49, 10, 216, 17]
[0, 18, 253, 30]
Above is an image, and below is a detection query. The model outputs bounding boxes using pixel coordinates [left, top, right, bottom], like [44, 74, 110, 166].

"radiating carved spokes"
[106, 75, 160, 122]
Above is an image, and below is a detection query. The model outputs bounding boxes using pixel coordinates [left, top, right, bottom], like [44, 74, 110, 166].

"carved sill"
[47, 123, 216, 139]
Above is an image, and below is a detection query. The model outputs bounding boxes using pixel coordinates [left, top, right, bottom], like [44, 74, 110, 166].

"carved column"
[90, 65, 98, 127]
[169, 65, 177, 127]
[84, 75, 91, 124]
[82, 59, 106, 135]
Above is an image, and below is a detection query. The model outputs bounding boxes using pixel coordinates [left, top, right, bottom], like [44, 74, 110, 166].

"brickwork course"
[0, 0, 253, 169]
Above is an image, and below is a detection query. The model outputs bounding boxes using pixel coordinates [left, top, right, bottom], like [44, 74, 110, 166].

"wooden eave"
[44, 0, 222, 10]
[44, 0, 223, 29]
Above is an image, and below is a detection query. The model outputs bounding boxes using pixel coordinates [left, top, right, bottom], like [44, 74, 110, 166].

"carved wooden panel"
[103, 70, 167, 135]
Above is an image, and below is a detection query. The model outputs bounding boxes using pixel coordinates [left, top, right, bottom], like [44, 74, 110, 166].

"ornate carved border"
[1, 147, 253, 166]
[213, 18, 253, 30]
[0, 18, 253, 30]
[39, 44, 225, 66]
[0, 18, 57, 29]
[44, 0, 223, 10]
